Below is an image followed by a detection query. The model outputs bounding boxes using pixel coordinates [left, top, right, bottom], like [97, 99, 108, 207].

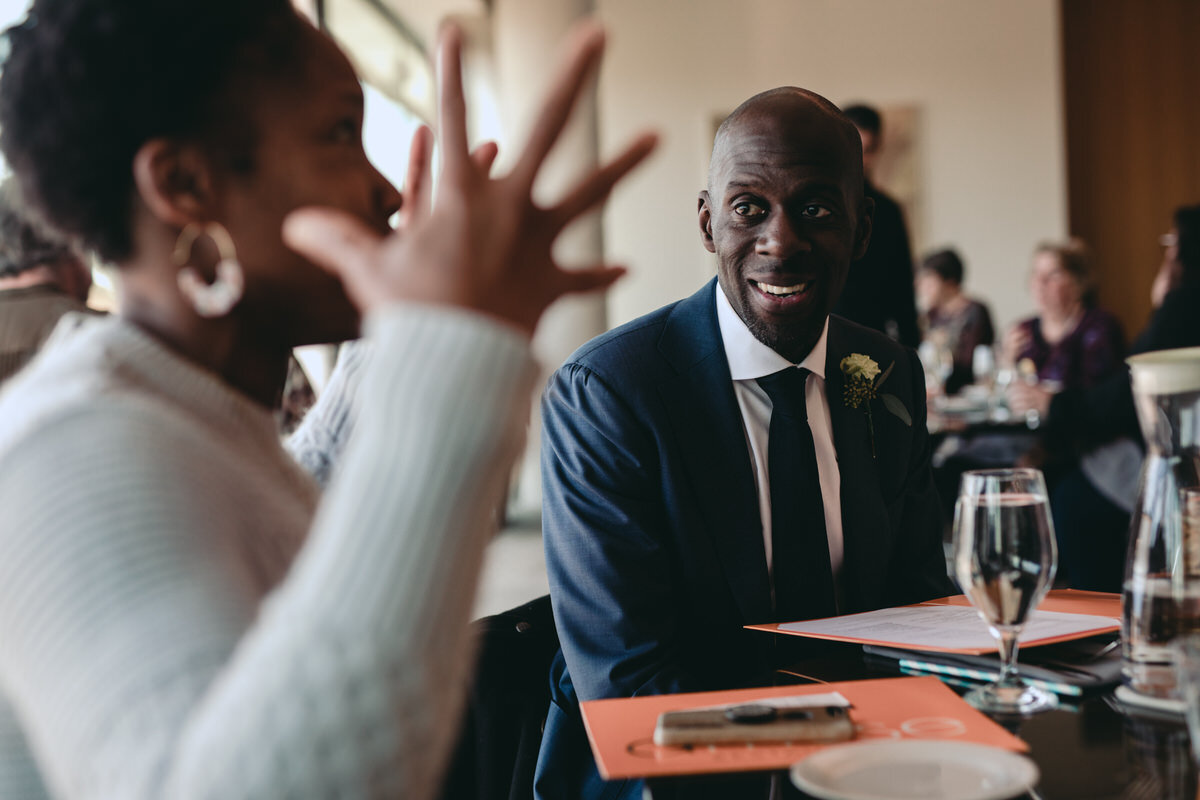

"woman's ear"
[131, 139, 215, 228]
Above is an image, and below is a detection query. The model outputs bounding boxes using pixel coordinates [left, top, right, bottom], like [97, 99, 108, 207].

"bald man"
[536, 88, 951, 799]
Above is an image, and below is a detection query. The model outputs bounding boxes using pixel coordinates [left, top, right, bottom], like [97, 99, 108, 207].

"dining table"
[926, 387, 1043, 523]
[640, 643, 1197, 800]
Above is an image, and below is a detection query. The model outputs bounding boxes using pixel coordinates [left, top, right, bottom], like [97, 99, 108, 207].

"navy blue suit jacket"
[535, 280, 951, 798]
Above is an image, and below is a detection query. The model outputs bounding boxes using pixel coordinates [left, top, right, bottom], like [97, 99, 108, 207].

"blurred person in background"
[1011, 205, 1200, 591]
[1002, 239, 1125, 392]
[0, 179, 94, 383]
[916, 247, 994, 395]
[0, 2, 653, 799]
[834, 103, 920, 348]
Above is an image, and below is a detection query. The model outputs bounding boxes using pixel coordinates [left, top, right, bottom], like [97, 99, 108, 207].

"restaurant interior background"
[285, 0, 1200, 340]
[0, 0, 1197, 605]
[295, 0, 1200, 521]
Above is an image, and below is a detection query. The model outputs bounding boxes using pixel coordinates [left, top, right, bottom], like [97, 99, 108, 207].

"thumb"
[283, 207, 382, 280]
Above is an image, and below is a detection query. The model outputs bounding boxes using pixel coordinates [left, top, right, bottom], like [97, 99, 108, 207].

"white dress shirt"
[714, 283, 845, 605]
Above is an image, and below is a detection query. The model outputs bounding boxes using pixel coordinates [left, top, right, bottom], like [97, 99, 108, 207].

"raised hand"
[1001, 323, 1031, 368]
[284, 22, 657, 336]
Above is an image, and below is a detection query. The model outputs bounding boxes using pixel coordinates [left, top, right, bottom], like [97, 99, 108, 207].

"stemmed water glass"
[953, 468, 1059, 714]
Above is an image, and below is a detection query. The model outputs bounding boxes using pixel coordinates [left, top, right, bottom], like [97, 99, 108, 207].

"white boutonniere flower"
[839, 353, 912, 459]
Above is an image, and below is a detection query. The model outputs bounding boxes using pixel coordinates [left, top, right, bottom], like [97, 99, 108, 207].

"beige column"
[492, 0, 606, 521]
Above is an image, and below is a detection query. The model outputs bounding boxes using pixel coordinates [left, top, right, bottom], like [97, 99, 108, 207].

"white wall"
[592, 0, 1066, 334]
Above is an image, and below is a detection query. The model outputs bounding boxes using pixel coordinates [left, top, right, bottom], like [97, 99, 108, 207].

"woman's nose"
[375, 166, 403, 223]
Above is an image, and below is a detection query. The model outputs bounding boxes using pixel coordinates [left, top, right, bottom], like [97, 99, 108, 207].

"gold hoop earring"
[173, 222, 244, 318]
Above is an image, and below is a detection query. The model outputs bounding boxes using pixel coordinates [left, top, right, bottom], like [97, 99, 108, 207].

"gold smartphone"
[653, 703, 854, 746]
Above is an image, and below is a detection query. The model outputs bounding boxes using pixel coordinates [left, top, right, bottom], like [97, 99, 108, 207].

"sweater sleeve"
[284, 340, 371, 489]
[0, 304, 536, 800]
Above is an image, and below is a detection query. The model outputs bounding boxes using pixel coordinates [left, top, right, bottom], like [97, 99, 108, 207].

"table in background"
[928, 395, 1041, 526]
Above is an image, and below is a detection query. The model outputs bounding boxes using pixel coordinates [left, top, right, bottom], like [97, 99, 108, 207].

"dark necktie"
[757, 367, 837, 623]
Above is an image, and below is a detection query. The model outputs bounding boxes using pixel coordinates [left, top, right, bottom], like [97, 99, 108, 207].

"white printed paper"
[777, 605, 1118, 652]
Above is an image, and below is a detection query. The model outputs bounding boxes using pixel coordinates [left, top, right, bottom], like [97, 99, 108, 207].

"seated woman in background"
[1011, 206, 1200, 591]
[1002, 239, 1125, 391]
[0, 2, 653, 798]
[916, 247, 994, 395]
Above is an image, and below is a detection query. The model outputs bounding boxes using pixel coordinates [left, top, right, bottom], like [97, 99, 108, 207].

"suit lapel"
[825, 317, 889, 612]
[657, 280, 772, 625]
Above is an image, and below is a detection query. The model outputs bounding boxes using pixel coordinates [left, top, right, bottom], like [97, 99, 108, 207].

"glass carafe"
[1123, 347, 1200, 699]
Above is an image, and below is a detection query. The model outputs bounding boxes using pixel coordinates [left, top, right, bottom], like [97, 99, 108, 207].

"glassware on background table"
[953, 468, 1059, 714]
[917, 341, 938, 393]
[936, 345, 954, 390]
[991, 367, 1014, 422]
[972, 344, 995, 389]
[918, 340, 950, 397]
[1123, 347, 1200, 701]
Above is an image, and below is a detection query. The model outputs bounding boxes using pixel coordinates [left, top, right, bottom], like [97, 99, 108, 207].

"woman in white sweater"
[0, 2, 654, 798]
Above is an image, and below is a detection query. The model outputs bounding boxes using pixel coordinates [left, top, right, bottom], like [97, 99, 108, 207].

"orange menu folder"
[581, 676, 1027, 780]
[744, 589, 1121, 655]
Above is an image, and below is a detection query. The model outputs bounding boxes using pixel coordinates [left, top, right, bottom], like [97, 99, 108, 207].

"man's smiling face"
[699, 89, 873, 363]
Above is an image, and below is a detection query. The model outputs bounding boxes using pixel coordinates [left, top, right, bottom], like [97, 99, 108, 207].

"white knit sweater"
[0, 304, 536, 799]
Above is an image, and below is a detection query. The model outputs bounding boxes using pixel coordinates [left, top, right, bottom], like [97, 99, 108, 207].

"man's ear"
[853, 196, 875, 261]
[131, 139, 215, 229]
[698, 190, 716, 254]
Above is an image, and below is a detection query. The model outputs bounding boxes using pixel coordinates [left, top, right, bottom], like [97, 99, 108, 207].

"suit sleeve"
[886, 348, 955, 602]
[541, 363, 698, 702]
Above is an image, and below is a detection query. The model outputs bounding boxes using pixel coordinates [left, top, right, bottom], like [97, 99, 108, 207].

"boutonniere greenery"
[840, 353, 912, 459]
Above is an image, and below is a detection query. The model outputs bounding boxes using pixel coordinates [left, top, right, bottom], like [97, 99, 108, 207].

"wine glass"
[918, 340, 945, 396]
[972, 344, 996, 389]
[935, 345, 954, 390]
[991, 367, 1015, 421]
[953, 468, 1059, 714]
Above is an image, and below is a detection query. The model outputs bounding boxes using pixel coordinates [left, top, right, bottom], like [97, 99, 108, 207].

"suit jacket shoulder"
[557, 281, 724, 391]
[566, 302, 676, 367]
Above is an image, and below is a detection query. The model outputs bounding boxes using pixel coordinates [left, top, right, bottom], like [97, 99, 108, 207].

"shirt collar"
[714, 281, 828, 381]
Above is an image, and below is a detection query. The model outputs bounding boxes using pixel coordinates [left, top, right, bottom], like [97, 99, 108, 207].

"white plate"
[790, 740, 1039, 800]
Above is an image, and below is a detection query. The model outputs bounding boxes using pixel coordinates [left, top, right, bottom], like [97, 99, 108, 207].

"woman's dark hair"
[0, 178, 76, 277]
[1174, 204, 1200, 281]
[920, 248, 964, 286]
[0, 0, 304, 262]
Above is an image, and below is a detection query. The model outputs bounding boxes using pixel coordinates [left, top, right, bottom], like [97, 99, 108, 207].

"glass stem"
[996, 628, 1021, 685]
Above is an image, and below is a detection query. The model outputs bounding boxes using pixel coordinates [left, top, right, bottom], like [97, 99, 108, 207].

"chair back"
[439, 594, 559, 800]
